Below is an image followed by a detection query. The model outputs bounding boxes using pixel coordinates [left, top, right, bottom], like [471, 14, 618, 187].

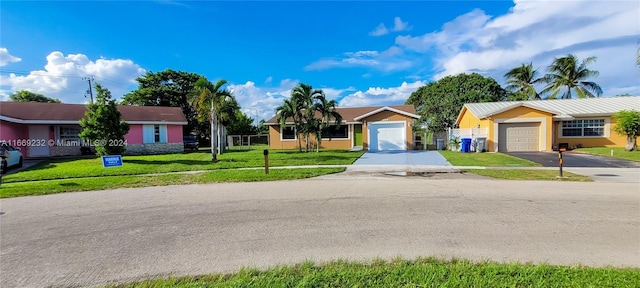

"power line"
[82, 76, 94, 104]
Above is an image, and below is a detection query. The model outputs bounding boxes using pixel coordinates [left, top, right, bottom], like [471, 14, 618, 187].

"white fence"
[448, 127, 488, 140]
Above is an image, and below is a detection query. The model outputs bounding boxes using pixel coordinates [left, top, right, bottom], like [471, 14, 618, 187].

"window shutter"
[159, 125, 168, 143]
[143, 125, 154, 143]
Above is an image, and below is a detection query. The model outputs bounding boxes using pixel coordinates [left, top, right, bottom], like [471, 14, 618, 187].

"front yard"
[438, 150, 540, 167]
[0, 147, 362, 198]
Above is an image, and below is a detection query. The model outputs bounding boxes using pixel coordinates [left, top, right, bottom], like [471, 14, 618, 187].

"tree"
[542, 54, 602, 99]
[227, 111, 257, 136]
[79, 84, 130, 156]
[122, 69, 201, 135]
[504, 63, 544, 100]
[190, 77, 236, 162]
[257, 119, 269, 135]
[9, 90, 61, 103]
[612, 110, 640, 151]
[313, 94, 343, 152]
[275, 98, 303, 152]
[291, 83, 325, 152]
[406, 73, 506, 132]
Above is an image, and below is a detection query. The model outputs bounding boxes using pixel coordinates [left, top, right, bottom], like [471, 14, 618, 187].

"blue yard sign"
[102, 155, 123, 168]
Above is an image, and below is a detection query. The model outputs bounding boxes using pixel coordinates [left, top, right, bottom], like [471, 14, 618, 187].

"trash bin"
[436, 138, 445, 150]
[461, 138, 472, 153]
[476, 137, 486, 152]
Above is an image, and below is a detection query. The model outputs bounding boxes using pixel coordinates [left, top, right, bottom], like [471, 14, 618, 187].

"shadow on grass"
[124, 159, 225, 166]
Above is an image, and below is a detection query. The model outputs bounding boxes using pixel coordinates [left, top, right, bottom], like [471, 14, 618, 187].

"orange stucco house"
[265, 105, 420, 151]
[455, 96, 640, 152]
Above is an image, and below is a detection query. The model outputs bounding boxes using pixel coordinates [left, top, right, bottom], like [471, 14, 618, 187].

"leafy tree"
[122, 69, 201, 135]
[406, 73, 506, 132]
[504, 63, 544, 100]
[79, 84, 130, 156]
[9, 90, 61, 103]
[190, 77, 237, 161]
[542, 54, 602, 99]
[227, 111, 257, 136]
[612, 110, 640, 151]
[257, 119, 269, 135]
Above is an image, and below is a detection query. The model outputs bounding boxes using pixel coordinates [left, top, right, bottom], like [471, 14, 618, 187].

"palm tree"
[276, 98, 303, 152]
[541, 54, 602, 99]
[504, 63, 544, 100]
[313, 94, 343, 152]
[291, 83, 324, 152]
[191, 77, 233, 162]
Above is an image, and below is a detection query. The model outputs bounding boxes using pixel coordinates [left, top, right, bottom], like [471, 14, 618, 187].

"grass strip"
[0, 168, 345, 198]
[111, 257, 640, 288]
[573, 147, 640, 162]
[439, 151, 540, 167]
[464, 169, 593, 181]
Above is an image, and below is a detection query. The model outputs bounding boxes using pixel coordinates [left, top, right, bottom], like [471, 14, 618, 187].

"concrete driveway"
[353, 151, 451, 166]
[1, 178, 638, 287]
[507, 151, 640, 168]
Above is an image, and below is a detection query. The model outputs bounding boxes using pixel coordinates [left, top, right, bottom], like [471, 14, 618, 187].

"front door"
[28, 126, 50, 157]
[353, 124, 363, 146]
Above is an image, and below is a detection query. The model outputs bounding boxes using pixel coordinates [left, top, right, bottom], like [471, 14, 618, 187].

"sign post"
[263, 149, 269, 174]
[102, 155, 123, 168]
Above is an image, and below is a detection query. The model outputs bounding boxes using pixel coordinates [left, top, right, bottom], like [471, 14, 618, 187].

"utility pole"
[83, 76, 94, 103]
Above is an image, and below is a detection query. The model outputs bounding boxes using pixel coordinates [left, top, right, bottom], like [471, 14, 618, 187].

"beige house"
[455, 96, 640, 152]
[265, 105, 420, 151]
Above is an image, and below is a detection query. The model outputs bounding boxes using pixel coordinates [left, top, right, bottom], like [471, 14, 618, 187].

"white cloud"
[229, 78, 300, 121]
[392, 0, 640, 95]
[264, 76, 273, 84]
[339, 81, 426, 108]
[0, 47, 21, 66]
[369, 17, 412, 37]
[0, 51, 145, 102]
[304, 46, 415, 72]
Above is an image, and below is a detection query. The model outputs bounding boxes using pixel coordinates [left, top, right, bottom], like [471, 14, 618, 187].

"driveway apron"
[353, 151, 452, 166]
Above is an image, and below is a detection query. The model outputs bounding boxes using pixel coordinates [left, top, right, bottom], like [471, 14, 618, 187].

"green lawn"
[0, 168, 345, 198]
[112, 257, 639, 288]
[439, 151, 540, 167]
[4, 148, 363, 183]
[574, 147, 640, 162]
[464, 169, 593, 181]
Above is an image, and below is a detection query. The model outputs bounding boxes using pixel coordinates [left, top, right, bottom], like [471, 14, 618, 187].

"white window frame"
[280, 125, 297, 141]
[58, 126, 83, 140]
[559, 118, 608, 138]
[321, 124, 350, 140]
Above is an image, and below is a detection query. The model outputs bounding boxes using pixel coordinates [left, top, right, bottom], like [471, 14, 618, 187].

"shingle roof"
[459, 96, 640, 122]
[0, 101, 188, 124]
[264, 104, 418, 124]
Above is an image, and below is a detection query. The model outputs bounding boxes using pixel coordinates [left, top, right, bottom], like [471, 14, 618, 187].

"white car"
[0, 142, 23, 174]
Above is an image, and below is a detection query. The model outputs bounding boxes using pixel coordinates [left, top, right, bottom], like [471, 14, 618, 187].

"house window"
[321, 125, 349, 139]
[281, 126, 296, 140]
[561, 119, 604, 137]
[59, 126, 82, 140]
[154, 125, 161, 142]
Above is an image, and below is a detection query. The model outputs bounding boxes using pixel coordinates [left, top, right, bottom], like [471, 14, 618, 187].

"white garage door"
[368, 122, 406, 151]
[499, 123, 540, 152]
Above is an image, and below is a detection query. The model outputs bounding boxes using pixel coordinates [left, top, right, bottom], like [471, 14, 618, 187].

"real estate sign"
[102, 155, 123, 168]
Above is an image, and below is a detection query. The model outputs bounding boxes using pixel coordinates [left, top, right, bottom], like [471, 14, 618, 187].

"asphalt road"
[507, 151, 640, 168]
[1, 176, 639, 287]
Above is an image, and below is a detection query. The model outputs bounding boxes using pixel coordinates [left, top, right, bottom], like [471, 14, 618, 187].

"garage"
[498, 123, 540, 152]
[368, 121, 406, 151]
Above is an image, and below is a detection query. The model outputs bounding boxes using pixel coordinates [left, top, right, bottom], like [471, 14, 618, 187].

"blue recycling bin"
[461, 138, 472, 153]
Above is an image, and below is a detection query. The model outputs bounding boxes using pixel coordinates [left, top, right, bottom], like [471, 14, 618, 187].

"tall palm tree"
[276, 98, 303, 152]
[191, 77, 233, 162]
[541, 54, 603, 99]
[291, 83, 324, 152]
[504, 63, 544, 100]
[313, 94, 343, 152]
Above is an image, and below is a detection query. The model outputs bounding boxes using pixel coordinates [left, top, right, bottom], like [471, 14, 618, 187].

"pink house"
[0, 101, 187, 158]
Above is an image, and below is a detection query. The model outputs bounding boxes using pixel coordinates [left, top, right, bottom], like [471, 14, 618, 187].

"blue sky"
[1, 0, 639, 121]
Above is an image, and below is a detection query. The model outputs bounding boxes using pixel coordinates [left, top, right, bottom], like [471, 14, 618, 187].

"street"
[1, 176, 638, 287]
